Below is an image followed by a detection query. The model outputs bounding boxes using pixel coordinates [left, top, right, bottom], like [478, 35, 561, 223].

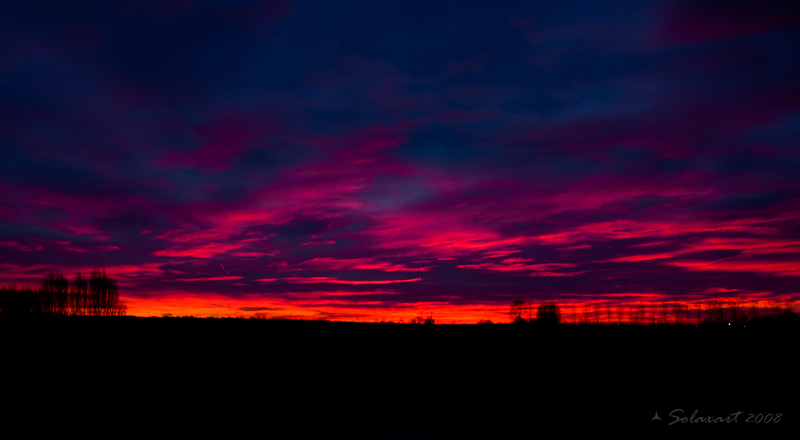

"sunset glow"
[1, 0, 799, 322]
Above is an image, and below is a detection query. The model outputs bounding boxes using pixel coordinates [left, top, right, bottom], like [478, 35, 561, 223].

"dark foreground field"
[3, 317, 798, 438]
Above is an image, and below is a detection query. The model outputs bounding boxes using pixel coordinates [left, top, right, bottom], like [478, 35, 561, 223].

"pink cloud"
[0, 241, 43, 252]
[458, 261, 577, 274]
[156, 228, 234, 243]
[479, 250, 523, 259]
[175, 276, 243, 282]
[368, 211, 533, 256]
[605, 236, 800, 268]
[153, 243, 245, 258]
[605, 252, 680, 263]
[557, 245, 591, 251]
[231, 252, 271, 257]
[667, 260, 800, 277]
[258, 277, 423, 285]
[300, 257, 428, 272]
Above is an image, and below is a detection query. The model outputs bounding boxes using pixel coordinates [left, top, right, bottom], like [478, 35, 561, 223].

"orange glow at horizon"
[121, 291, 799, 324]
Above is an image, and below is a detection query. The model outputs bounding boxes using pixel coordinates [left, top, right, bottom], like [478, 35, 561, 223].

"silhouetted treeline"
[0, 269, 126, 316]
[509, 300, 563, 324]
[510, 298, 798, 326]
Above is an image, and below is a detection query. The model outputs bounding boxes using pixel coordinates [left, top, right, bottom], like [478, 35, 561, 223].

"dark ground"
[3, 317, 797, 438]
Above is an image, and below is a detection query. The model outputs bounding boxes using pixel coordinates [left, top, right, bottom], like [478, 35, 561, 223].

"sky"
[1, 0, 799, 322]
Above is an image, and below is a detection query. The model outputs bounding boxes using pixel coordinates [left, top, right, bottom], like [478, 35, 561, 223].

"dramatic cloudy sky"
[1, 0, 799, 321]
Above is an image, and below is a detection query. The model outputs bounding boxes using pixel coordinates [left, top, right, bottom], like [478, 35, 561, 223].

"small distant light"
[728, 323, 731, 326]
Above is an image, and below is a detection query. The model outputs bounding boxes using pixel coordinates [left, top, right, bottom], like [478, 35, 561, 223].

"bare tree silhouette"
[535, 302, 561, 325]
[0, 285, 36, 315]
[412, 312, 435, 324]
[509, 300, 528, 324]
[568, 305, 578, 324]
[88, 268, 127, 316]
[671, 302, 688, 324]
[70, 272, 88, 316]
[577, 305, 589, 324]
[747, 301, 760, 321]
[602, 302, 611, 324]
[705, 300, 727, 323]
[658, 302, 669, 324]
[40, 272, 69, 316]
[2, 270, 124, 317]
[729, 298, 744, 324]
[695, 302, 703, 324]
[684, 302, 691, 324]
[649, 303, 656, 325]
[632, 304, 646, 325]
